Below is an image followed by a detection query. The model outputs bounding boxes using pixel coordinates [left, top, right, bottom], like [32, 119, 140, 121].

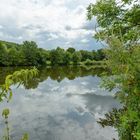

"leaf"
[21, 133, 29, 140]
[2, 108, 10, 119]
[8, 91, 13, 102]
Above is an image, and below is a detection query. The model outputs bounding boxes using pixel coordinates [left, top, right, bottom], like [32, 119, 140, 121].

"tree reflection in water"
[0, 66, 108, 89]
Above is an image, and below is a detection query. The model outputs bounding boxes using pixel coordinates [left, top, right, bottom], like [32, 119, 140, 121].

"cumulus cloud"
[0, 0, 102, 50]
[81, 39, 89, 43]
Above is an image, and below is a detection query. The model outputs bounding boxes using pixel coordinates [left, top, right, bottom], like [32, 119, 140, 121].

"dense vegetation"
[87, 0, 140, 139]
[0, 40, 106, 66]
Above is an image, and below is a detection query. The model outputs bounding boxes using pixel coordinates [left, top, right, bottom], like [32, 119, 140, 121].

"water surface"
[0, 66, 120, 140]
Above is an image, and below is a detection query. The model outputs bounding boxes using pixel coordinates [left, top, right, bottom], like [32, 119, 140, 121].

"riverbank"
[0, 60, 107, 68]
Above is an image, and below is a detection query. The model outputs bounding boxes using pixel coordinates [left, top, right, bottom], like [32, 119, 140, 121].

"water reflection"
[0, 66, 120, 140]
[0, 66, 107, 89]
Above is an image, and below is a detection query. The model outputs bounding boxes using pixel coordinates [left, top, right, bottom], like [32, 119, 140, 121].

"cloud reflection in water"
[0, 74, 120, 140]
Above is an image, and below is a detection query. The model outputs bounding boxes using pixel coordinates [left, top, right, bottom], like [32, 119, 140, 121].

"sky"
[0, 0, 103, 50]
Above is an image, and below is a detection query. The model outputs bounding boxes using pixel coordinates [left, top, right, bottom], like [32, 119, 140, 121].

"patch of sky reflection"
[0, 73, 121, 140]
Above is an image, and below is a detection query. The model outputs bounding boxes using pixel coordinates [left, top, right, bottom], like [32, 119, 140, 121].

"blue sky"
[0, 0, 103, 50]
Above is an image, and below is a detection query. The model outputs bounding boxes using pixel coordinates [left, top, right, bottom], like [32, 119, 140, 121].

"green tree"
[95, 49, 106, 61]
[0, 43, 6, 65]
[36, 48, 48, 65]
[8, 47, 19, 66]
[63, 51, 72, 65]
[22, 41, 38, 66]
[87, 0, 140, 139]
[72, 51, 82, 64]
[50, 47, 65, 65]
[0, 43, 9, 66]
[67, 47, 76, 54]
[0, 40, 107, 66]
[80, 50, 93, 61]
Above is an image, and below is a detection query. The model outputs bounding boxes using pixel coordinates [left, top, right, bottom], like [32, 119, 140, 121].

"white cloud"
[0, 0, 101, 50]
[48, 33, 59, 41]
[0, 25, 3, 29]
[81, 39, 89, 43]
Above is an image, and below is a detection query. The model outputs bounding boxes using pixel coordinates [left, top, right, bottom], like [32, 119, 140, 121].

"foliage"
[20, 134, 29, 140]
[50, 47, 65, 65]
[22, 41, 38, 66]
[0, 68, 38, 140]
[83, 59, 93, 65]
[2, 109, 10, 140]
[0, 40, 106, 66]
[63, 51, 72, 65]
[66, 47, 76, 53]
[72, 51, 82, 64]
[0, 67, 38, 102]
[2, 108, 29, 140]
[2, 108, 10, 119]
[87, 0, 140, 139]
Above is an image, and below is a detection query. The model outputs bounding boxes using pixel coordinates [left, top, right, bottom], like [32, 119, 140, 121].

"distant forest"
[0, 40, 106, 66]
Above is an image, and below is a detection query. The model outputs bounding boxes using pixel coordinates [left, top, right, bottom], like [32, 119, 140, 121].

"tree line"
[0, 40, 106, 66]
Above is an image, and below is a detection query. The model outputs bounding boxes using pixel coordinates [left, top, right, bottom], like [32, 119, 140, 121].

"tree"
[72, 51, 82, 64]
[87, 0, 140, 45]
[67, 47, 76, 54]
[95, 49, 106, 61]
[50, 50, 56, 65]
[22, 41, 38, 66]
[0, 40, 107, 66]
[0, 43, 9, 66]
[8, 47, 19, 66]
[50, 47, 64, 65]
[87, 0, 140, 139]
[63, 51, 72, 65]
[56, 47, 65, 64]
[0, 40, 53, 66]
[36, 48, 48, 65]
[80, 50, 93, 61]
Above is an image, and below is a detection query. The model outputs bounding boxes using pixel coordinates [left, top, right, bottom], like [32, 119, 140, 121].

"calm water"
[0, 66, 120, 140]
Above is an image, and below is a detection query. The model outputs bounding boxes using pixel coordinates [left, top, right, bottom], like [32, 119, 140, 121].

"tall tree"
[22, 41, 38, 66]
[0, 43, 9, 66]
[67, 47, 76, 54]
[63, 51, 72, 65]
[72, 51, 82, 64]
[8, 47, 18, 66]
[87, 0, 140, 139]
